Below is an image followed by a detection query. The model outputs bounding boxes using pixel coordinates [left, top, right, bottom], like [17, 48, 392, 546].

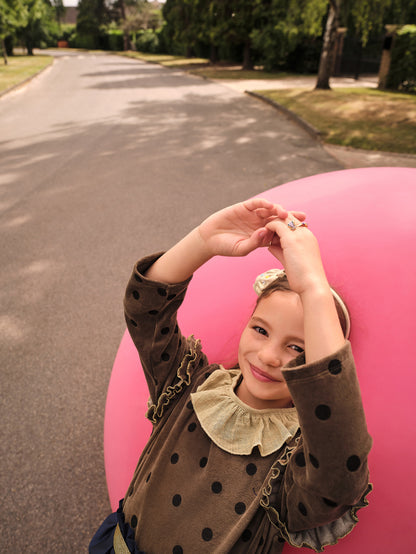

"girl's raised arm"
[266, 216, 345, 363]
[145, 199, 303, 284]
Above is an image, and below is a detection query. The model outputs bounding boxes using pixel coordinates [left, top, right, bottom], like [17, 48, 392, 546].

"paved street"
[0, 51, 347, 553]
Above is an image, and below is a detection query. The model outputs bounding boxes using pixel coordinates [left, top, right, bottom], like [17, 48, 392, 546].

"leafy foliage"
[17, 0, 58, 54]
[386, 25, 416, 92]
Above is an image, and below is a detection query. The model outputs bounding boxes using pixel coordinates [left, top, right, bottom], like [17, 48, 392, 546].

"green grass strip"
[257, 87, 416, 154]
[0, 54, 53, 95]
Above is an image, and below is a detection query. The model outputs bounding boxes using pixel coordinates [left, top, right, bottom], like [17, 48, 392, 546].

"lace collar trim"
[191, 368, 299, 456]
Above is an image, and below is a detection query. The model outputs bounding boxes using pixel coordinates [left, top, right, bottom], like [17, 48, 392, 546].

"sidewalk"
[214, 74, 379, 93]
[212, 73, 416, 169]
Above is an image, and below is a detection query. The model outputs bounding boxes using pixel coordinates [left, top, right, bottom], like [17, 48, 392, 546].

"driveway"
[0, 51, 369, 552]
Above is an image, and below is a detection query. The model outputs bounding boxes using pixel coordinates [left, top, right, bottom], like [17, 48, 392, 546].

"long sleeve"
[262, 342, 372, 551]
[123, 253, 207, 423]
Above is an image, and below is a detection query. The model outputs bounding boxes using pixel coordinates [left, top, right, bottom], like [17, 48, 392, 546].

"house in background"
[61, 6, 78, 25]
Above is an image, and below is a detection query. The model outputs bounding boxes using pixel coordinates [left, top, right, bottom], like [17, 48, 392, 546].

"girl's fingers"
[291, 211, 307, 222]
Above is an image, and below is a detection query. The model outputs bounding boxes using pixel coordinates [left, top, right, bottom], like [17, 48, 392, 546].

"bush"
[69, 33, 98, 49]
[386, 25, 416, 93]
[60, 24, 76, 42]
[107, 29, 124, 51]
[285, 38, 322, 74]
[135, 29, 160, 53]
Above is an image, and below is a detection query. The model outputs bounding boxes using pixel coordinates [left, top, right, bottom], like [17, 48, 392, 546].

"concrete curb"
[0, 57, 55, 99]
[245, 90, 322, 140]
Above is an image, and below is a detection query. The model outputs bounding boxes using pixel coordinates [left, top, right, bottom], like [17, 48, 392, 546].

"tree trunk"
[242, 40, 253, 70]
[315, 0, 340, 90]
[1, 38, 8, 65]
[210, 44, 217, 64]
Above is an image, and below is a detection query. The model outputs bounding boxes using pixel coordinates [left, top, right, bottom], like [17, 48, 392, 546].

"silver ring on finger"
[287, 220, 308, 231]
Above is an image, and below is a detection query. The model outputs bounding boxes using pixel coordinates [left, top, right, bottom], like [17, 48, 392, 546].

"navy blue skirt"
[89, 500, 145, 554]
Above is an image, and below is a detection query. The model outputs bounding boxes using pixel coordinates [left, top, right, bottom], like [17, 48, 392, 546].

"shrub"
[135, 29, 160, 53]
[386, 25, 416, 93]
[69, 33, 98, 50]
[107, 29, 124, 51]
[60, 24, 76, 42]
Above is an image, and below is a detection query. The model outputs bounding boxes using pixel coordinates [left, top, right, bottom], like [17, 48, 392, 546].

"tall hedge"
[386, 25, 416, 92]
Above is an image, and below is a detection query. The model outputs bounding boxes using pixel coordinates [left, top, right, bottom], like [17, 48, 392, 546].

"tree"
[16, 0, 56, 55]
[315, 0, 394, 89]
[51, 0, 65, 26]
[76, 0, 110, 48]
[0, 0, 27, 63]
[251, 0, 328, 72]
[315, 0, 340, 88]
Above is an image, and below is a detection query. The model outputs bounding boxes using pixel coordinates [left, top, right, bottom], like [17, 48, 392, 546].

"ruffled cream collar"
[191, 368, 299, 457]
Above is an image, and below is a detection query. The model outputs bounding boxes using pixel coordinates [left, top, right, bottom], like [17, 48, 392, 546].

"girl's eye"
[253, 326, 268, 336]
[289, 344, 304, 354]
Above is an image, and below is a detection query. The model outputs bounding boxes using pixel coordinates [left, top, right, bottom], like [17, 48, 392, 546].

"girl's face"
[237, 290, 305, 410]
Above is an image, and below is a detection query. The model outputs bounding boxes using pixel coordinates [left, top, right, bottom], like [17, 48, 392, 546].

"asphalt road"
[0, 52, 342, 553]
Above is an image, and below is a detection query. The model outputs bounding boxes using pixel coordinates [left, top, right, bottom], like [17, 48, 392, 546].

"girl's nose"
[258, 344, 282, 367]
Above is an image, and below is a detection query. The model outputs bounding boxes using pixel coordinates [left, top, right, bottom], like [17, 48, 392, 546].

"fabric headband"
[253, 269, 351, 339]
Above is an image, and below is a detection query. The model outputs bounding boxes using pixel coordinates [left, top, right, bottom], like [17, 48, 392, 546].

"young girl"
[90, 198, 372, 553]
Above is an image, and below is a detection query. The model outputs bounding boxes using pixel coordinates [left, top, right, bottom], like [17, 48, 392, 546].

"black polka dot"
[161, 327, 170, 335]
[246, 463, 257, 476]
[188, 422, 197, 432]
[235, 502, 246, 515]
[132, 290, 140, 300]
[346, 455, 361, 471]
[202, 528, 213, 541]
[129, 319, 137, 327]
[199, 457, 208, 468]
[171, 453, 179, 464]
[323, 497, 338, 507]
[134, 273, 142, 282]
[298, 502, 308, 516]
[309, 454, 320, 468]
[173, 546, 183, 554]
[186, 401, 193, 410]
[241, 529, 252, 542]
[315, 404, 331, 420]
[146, 472, 151, 482]
[172, 494, 182, 507]
[161, 352, 170, 362]
[157, 287, 167, 296]
[167, 293, 177, 301]
[130, 515, 138, 528]
[295, 452, 306, 467]
[328, 359, 342, 375]
[148, 309, 158, 315]
[211, 481, 222, 494]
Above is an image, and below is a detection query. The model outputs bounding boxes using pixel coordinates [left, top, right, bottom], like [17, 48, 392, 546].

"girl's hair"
[256, 275, 350, 339]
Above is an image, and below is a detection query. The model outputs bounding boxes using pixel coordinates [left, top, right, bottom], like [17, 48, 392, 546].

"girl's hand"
[144, 198, 306, 284]
[266, 216, 328, 296]
[198, 198, 306, 257]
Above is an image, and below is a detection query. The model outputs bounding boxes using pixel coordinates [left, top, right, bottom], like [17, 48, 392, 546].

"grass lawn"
[189, 66, 293, 80]
[119, 51, 293, 79]
[0, 54, 53, 94]
[257, 87, 416, 155]
[119, 51, 210, 69]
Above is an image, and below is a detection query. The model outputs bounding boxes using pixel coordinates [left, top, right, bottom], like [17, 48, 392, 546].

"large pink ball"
[105, 168, 416, 553]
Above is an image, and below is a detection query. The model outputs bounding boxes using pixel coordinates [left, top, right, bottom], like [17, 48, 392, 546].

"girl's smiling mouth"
[250, 364, 280, 383]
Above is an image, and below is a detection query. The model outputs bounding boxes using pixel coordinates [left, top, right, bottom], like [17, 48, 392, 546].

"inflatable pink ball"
[105, 167, 416, 553]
